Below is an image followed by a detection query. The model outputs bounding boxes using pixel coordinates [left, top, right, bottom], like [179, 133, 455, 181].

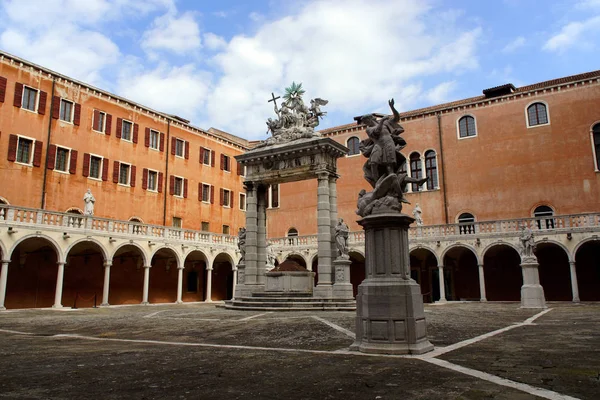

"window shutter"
[211, 150, 215, 167]
[220, 154, 224, 170]
[171, 137, 176, 155]
[38, 91, 47, 115]
[47, 144, 56, 169]
[130, 165, 136, 187]
[83, 153, 90, 177]
[159, 132, 165, 151]
[69, 150, 78, 174]
[33, 141, 43, 167]
[102, 158, 109, 181]
[13, 82, 23, 107]
[183, 178, 188, 198]
[73, 103, 81, 126]
[230, 191, 234, 208]
[237, 162, 242, 175]
[116, 118, 122, 139]
[142, 168, 148, 189]
[51, 96, 60, 119]
[93, 110, 100, 131]
[198, 183, 202, 201]
[7, 134, 17, 162]
[113, 161, 119, 183]
[169, 175, 175, 195]
[133, 123, 139, 143]
[144, 128, 150, 147]
[219, 188, 224, 206]
[199, 147, 204, 163]
[158, 172, 163, 193]
[0, 76, 7, 103]
[210, 185, 214, 204]
[105, 114, 112, 135]
[184, 141, 189, 159]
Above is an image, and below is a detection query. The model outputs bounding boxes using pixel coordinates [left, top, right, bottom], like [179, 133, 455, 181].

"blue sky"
[1, 0, 599, 140]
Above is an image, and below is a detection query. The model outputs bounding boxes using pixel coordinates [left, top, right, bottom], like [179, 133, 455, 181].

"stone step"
[237, 296, 355, 303]
[225, 304, 356, 312]
[251, 291, 313, 298]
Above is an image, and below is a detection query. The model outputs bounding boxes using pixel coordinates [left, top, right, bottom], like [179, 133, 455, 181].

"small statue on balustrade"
[83, 189, 95, 216]
[412, 203, 423, 226]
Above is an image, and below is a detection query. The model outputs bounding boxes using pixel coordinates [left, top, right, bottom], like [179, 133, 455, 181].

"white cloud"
[204, 0, 481, 139]
[425, 81, 457, 104]
[543, 15, 600, 53]
[502, 36, 526, 53]
[203, 33, 227, 51]
[576, 0, 600, 9]
[141, 11, 202, 55]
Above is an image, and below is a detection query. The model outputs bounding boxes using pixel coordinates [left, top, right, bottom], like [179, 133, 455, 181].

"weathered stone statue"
[413, 203, 423, 226]
[237, 227, 247, 262]
[83, 189, 95, 216]
[334, 218, 350, 259]
[266, 243, 277, 271]
[259, 82, 328, 147]
[519, 226, 536, 259]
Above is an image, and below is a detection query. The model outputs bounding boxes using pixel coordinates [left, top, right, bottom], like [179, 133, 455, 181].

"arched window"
[66, 208, 83, 215]
[129, 217, 143, 223]
[424, 150, 438, 190]
[592, 123, 600, 170]
[458, 116, 476, 138]
[0, 197, 8, 205]
[409, 152, 423, 192]
[527, 102, 548, 127]
[457, 213, 476, 235]
[534, 205, 555, 229]
[286, 228, 299, 245]
[347, 137, 360, 156]
[287, 228, 298, 237]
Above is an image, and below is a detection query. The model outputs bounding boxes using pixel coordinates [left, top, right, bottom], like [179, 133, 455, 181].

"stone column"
[205, 260, 213, 302]
[176, 266, 184, 304]
[437, 265, 447, 302]
[520, 257, 546, 308]
[53, 261, 66, 308]
[569, 261, 580, 303]
[329, 175, 339, 262]
[478, 264, 487, 302]
[101, 260, 112, 306]
[314, 172, 333, 298]
[0, 259, 10, 311]
[256, 184, 267, 286]
[141, 265, 150, 305]
[352, 213, 433, 355]
[239, 182, 262, 296]
[232, 266, 238, 300]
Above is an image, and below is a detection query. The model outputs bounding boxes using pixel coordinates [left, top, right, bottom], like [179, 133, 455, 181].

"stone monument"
[351, 99, 433, 355]
[519, 226, 546, 308]
[412, 203, 423, 226]
[83, 189, 95, 216]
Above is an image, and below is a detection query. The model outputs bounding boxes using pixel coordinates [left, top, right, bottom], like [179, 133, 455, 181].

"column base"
[100, 303, 110, 307]
[435, 299, 448, 304]
[0, 306, 6, 311]
[205, 299, 213, 303]
[313, 283, 333, 298]
[520, 284, 546, 308]
[140, 301, 150, 305]
[176, 301, 183, 304]
[52, 304, 63, 309]
[572, 297, 581, 303]
[480, 298, 487, 302]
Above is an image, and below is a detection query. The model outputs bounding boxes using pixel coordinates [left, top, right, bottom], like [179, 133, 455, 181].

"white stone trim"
[91, 110, 107, 134]
[239, 192, 246, 211]
[148, 129, 160, 151]
[222, 187, 232, 208]
[88, 153, 104, 181]
[589, 121, 600, 172]
[423, 148, 440, 190]
[525, 100, 550, 128]
[58, 98, 74, 124]
[121, 119, 134, 142]
[14, 134, 36, 166]
[146, 168, 159, 192]
[456, 114, 478, 140]
[20, 85, 40, 112]
[200, 146, 212, 166]
[345, 136, 361, 157]
[117, 161, 132, 187]
[53, 144, 72, 174]
[173, 175, 185, 198]
[200, 182, 211, 203]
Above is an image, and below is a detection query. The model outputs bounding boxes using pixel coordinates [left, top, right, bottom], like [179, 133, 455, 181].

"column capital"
[1, 260, 10, 265]
[328, 173, 339, 182]
[177, 265, 185, 270]
[317, 171, 330, 181]
[478, 263, 484, 268]
[103, 260, 113, 267]
[57, 261, 66, 266]
[438, 265, 444, 269]
[243, 181, 256, 192]
[569, 260, 576, 266]
[207, 266, 214, 271]
[144, 265, 151, 269]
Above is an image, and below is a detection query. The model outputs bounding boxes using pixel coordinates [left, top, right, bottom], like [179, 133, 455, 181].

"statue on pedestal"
[334, 218, 350, 259]
[237, 227, 247, 262]
[266, 243, 277, 271]
[412, 203, 423, 226]
[519, 226, 536, 259]
[83, 189, 95, 216]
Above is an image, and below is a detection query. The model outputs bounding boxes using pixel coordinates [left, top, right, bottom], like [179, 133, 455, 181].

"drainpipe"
[437, 113, 449, 224]
[40, 77, 56, 209]
[162, 119, 171, 226]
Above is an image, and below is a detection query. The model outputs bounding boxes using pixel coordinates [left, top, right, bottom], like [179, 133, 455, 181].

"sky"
[1, 0, 599, 140]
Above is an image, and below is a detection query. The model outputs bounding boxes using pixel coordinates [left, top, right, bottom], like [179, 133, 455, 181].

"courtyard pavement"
[0, 302, 598, 399]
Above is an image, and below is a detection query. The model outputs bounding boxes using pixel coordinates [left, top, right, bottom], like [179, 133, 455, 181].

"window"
[174, 176, 184, 197]
[122, 120, 133, 141]
[16, 137, 34, 164]
[93, 110, 106, 133]
[147, 170, 158, 191]
[172, 217, 182, 228]
[201, 147, 211, 165]
[187, 270, 198, 292]
[534, 205, 555, 229]
[239, 193, 246, 211]
[268, 184, 279, 208]
[119, 163, 131, 185]
[458, 115, 476, 138]
[424, 150, 438, 190]
[55, 147, 70, 172]
[410, 153, 423, 192]
[89, 155, 103, 179]
[594, 123, 600, 170]
[222, 225, 230, 235]
[347, 137, 360, 156]
[527, 102, 549, 127]
[221, 154, 231, 171]
[149, 129, 160, 150]
[175, 139, 185, 157]
[201, 221, 209, 231]
[287, 228, 298, 237]
[59, 99, 73, 123]
[201, 183, 211, 202]
[129, 217, 143, 223]
[458, 213, 476, 235]
[22, 86, 38, 111]
[222, 188, 231, 207]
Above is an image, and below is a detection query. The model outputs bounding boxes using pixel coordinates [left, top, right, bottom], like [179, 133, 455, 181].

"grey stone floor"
[0, 302, 598, 399]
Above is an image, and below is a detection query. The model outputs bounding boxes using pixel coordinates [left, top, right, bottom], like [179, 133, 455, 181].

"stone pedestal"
[234, 263, 248, 298]
[265, 270, 314, 293]
[332, 258, 354, 299]
[520, 258, 546, 309]
[352, 213, 433, 355]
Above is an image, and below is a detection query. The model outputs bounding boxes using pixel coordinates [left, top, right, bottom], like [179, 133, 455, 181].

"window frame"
[121, 119, 134, 142]
[147, 169, 159, 192]
[268, 184, 279, 208]
[175, 138, 185, 158]
[201, 182, 212, 203]
[54, 145, 72, 174]
[424, 149, 439, 190]
[201, 146, 212, 166]
[88, 154, 104, 181]
[457, 212, 476, 235]
[21, 85, 39, 113]
[172, 216, 182, 228]
[239, 192, 247, 211]
[173, 175, 184, 197]
[222, 188, 231, 208]
[533, 205, 555, 230]
[59, 98, 74, 123]
[201, 221, 210, 232]
[118, 162, 132, 187]
[409, 152, 424, 192]
[346, 136, 361, 157]
[92, 110, 107, 134]
[525, 101, 550, 128]
[15, 135, 35, 166]
[149, 129, 160, 151]
[457, 115, 477, 139]
[591, 122, 600, 172]
[222, 154, 231, 172]
[222, 225, 230, 235]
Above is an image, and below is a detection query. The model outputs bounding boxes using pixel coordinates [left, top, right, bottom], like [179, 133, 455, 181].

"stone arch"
[0, 196, 10, 205]
[65, 207, 84, 215]
[572, 237, 600, 256]
[481, 241, 520, 260]
[109, 243, 149, 305]
[110, 242, 148, 266]
[0, 239, 8, 260]
[128, 216, 144, 223]
[440, 243, 481, 265]
[148, 246, 181, 304]
[482, 243, 522, 301]
[535, 239, 572, 262]
[182, 249, 210, 302]
[9, 233, 64, 263]
[410, 246, 439, 303]
[573, 238, 600, 301]
[212, 252, 235, 301]
[442, 244, 480, 301]
[150, 246, 181, 269]
[536, 240, 571, 301]
[283, 252, 309, 269]
[64, 238, 109, 262]
[63, 238, 108, 308]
